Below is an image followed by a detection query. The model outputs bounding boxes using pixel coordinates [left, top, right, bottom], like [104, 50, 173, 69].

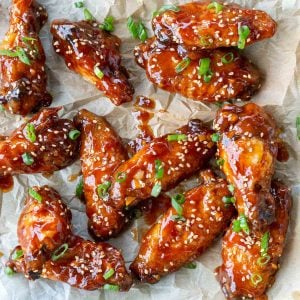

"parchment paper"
[0, 0, 299, 299]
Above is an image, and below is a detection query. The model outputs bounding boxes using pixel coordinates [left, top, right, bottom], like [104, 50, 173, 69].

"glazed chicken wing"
[51, 20, 134, 105]
[6, 185, 133, 291]
[0, 0, 52, 115]
[0, 107, 79, 188]
[130, 170, 235, 283]
[214, 103, 282, 228]
[135, 38, 261, 103]
[152, 1, 276, 50]
[74, 109, 128, 240]
[108, 119, 216, 210]
[216, 180, 291, 299]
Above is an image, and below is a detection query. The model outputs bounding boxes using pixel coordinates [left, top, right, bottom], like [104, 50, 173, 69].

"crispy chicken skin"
[74, 109, 128, 240]
[6, 185, 133, 291]
[51, 20, 134, 105]
[130, 170, 235, 283]
[0, 107, 79, 186]
[216, 180, 291, 299]
[0, 0, 52, 115]
[214, 103, 281, 228]
[152, 1, 277, 49]
[108, 119, 216, 210]
[134, 38, 261, 103]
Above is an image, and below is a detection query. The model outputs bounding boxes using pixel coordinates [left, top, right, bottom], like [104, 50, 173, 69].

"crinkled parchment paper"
[0, 0, 299, 299]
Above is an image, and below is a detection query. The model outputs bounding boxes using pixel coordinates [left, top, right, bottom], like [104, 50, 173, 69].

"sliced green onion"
[116, 172, 127, 183]
[221, 52, 234, 64]
[211, 133, 220, 142]
[257, 255, 271, 266]
[260, 232, 270, 256]
[250, 273, 263, 286]
[153, 4, 180, 17]
[184, 262, 197, 269]
[22, 153, 34, 166]
[22, 36, 37, 42]
[228, 184, 235, 194]
[28, 188, 42, 203]
[97, 181, 111, 198]
[0, 49, 19, 57]
[238, 25, 250, 50]
[200, 35, 213, 47]
[207, 2, 224, 13]
[103, 283, 119, 291]
[4, 266, 15, 276]
[216, 158, 224, 166]
[167, 134, 187, 142]
[76, 177, 84, 198]
[75, 1, 84, 8]
[170, 215, 186, 222]
[154, 159, 164, 179]
[16, 47, 31, 65]
[239, 214, 250, 235]
[127, 17, 148, 42]
[232, 219, 241, 232]
[222, 196, 235, 205]
[103, 268, 115, 280]
[137, 22, 148, 42]
[198, 58, 213, 82]
[100, 16, 115, 32]
[0, 104, 4, 112]
[68, 129, 81, 140]
[175, 57, 191, 73]
[51, 243, 69, 261]
[171, 193, 185, 216]
[94, 65, 104, 79]
[12, 249, 24, 260]
[24, 123, 36, 143]
[84, 8, 94, 21]
[151, 182, 161, 197]
[296, 116, 300, 140]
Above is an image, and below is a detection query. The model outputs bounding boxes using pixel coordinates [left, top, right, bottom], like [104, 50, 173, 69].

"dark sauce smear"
[0, 175, 14, 192]
[128, 96, 155, 155]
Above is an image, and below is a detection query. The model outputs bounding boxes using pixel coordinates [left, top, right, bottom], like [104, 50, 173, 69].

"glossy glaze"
[130, 170, 235, 283]
[74, 109, 128, 240]
[134, 37, 261, 103]
[109, 119, 216, 209]
[152, 1, 276, 49]
[51, 20, 134, 105]
[6, 185, 133, 291]
[0, 107, 79, 184]
[0, 0, 52, 115]
[216, 180, 291, 299]
[214, 103, 283, 229]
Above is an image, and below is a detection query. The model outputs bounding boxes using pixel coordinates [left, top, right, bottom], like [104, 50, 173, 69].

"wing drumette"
[130, 170, 235, 283]
[134, 37, 261, 103]
[74, 109, 128, 240]
[6, 185, 133, 291]
[0, 0, 52, 115]
[152, 1, 276, 50]
[214, 103, 282, 228]
[50, 20, 134, 105]
[0, 107, 79, 188]
[216, 180, 291, 299]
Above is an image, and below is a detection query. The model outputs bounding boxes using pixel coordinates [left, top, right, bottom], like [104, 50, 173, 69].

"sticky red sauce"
[0, 175, 14, 192]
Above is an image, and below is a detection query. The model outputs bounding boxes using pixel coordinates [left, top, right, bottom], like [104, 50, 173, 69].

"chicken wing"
[0, 0, 52, 115]
[6, 185, 133, 291]
[134, 37, 261, 103]
[108, 119, 216, 210]
[51, 20, 134, 105]
[152, 1, 276, 50]
[213, 103, 281, 228]
[216, 180, 291, 299]
[74, 109, 128, 240]
[0, 107, 79, 188]
[130, 170, 235, 283]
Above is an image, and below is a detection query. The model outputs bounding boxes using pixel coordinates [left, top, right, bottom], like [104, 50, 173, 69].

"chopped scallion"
[250, 273, 263, 286]
[4, 266, 15, 276]
[207, 2, 224, 13]
[216, 158, 224, 166]
[238, 25, 250, 50]
[68, 129, 81, 140]
[260, 232, 270, 256]
[151, 182, 161, 197]
[24, 123, 36, 143]
[127, 17, 148, 42]
[28, 188, 42, 203]
[221, 52, 234, 64]
[12, 249, 24, 260]
[167, 134, 187, 142]
[100, 16, 115, 32]
[74, 1, 84, 8]
[76, 177, 84, 199]
[257, 255, 271, 266]
[153, 4, 180, 17]
[22, 152, 34, 166]
[51, 243, 69, 261]
[211, 133, 220, 142]
[222, 196, 235, 205]
[228, 184, 235, 194]
[103, 268, 115, 280]
[170, 215, 186, 222]
[296, 116, 300, 140]
[103, 283, 120, 291]
[84, 8, 95, 21]
[175, 57, 191, 73]
[94, 65, 104, 79]
[198, 58, 213, 82]
[116, 172, 127, 183]
[154, 159, 164, 179]
[97, 181, 111, 198]
[171, 193, 185, 216]
[184, 262, 197, 269]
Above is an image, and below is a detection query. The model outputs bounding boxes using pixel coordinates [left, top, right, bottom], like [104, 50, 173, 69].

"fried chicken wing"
[134, 37, 261, 103]
[0, 107, 79, 187]
[130, 170, 235, 283]
[214, 103, 281, 228]
[0, 0, 52, 115]
[216, 180, 291, 299]
[109, 119, 216, 210]
[74, 109, 128, 240]
[51, 20, 134, 105]
[6, 185, 133, 291]
[152, 1, 276, 49]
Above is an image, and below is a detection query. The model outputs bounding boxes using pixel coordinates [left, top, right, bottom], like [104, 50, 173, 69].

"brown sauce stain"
[0, 175, 14, 192]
